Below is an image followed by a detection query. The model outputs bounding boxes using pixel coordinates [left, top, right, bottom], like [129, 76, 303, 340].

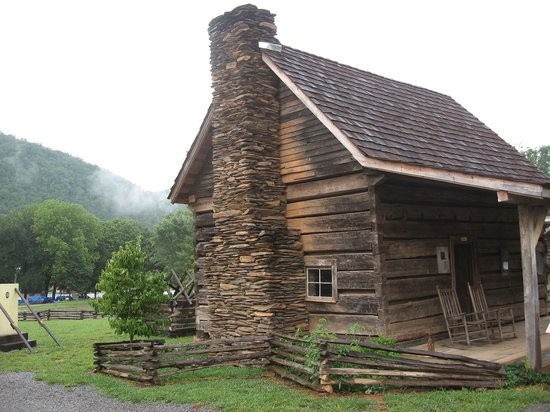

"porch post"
[517, 204, 546, 370]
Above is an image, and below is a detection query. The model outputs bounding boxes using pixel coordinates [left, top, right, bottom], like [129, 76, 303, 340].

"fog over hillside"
[0, 132, 179, 225]
[90, 168, 176, 221]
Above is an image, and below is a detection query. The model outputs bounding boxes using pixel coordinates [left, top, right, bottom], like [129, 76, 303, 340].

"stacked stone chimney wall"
[204, 4, 308, 338]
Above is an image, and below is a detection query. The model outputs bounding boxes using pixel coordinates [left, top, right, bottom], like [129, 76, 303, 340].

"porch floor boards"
[410, 316, 550, 368]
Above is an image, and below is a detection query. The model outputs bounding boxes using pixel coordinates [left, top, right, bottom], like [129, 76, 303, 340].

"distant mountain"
[0, 132, 177, 226]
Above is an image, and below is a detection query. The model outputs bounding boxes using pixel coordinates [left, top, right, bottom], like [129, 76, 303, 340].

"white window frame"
[304, 258, 337, 303]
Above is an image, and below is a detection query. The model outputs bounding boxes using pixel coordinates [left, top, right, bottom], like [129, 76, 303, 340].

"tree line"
[0, 199, 193, 297]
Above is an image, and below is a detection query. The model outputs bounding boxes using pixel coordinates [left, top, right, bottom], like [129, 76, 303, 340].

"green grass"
[385, 386, 550, 412]
[2, 320, 549, 411]
[20, 299, 95, 312]
[0, 319, 375, 411]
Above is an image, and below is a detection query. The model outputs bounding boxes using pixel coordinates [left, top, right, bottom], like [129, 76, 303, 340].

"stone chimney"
[205, 4, 307, 338]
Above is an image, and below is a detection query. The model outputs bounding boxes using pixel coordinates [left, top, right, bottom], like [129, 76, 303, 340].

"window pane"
[320, 269, 332, 282]
[308, 282, 320, 297]
[307, 269, 319, 283]
[320, 283, 332, 297]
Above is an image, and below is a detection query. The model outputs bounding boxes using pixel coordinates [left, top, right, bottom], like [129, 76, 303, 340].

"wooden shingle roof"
[170, 43, 550, 203]
[262, 45, 550, 198]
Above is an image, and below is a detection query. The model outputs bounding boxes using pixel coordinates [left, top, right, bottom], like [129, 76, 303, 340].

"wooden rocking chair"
[467, 282, 516, 340]
[437, 286, 491, 345]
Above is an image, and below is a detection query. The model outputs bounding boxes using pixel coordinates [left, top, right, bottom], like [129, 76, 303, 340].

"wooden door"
[452, 242, 476, 313]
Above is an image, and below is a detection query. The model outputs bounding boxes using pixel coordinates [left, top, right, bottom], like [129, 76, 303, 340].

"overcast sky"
[0, 0, 548, 192]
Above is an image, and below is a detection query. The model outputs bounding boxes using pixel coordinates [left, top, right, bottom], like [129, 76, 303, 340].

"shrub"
[92, 239, 168, 342]
[505, 362, 550, 388]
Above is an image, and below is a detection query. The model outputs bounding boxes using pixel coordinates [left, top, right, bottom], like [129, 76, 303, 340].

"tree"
[93, 218, 145, 293]
[93, 239, 168, 342]
[150, 208, 194, 275]
[32, 200, 100, 295]
[522, 145, 550, 175]
[0, 205, 52, 294]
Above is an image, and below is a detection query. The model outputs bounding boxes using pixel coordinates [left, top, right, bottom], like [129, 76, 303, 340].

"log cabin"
[169, 4, 550, 365]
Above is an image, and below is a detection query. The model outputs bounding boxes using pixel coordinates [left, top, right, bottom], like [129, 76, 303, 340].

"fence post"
[143, 341, 159, 384]
[47, 310, 51, 321]
[93, 343, 103, 373]
[318, 340, 333, 393]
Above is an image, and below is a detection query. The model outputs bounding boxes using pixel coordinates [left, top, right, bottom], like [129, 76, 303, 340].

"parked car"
[54, 295, 74, 302]
[27, 295, 53, 304]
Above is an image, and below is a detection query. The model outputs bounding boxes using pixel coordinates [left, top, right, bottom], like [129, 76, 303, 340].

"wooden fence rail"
[19, 310, 100, 321]
[270, 335, 505, 392]
[94, 335, 270, 384]
[93, 334, 506, 391]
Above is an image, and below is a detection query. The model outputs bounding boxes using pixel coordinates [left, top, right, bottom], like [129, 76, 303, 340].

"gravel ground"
[0, 372, 217, 412]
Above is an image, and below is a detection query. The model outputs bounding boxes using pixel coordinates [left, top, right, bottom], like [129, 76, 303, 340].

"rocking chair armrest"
[464, 310, 487, 321]
[496, 306, 514, 318]
[447, 313, 468, 324]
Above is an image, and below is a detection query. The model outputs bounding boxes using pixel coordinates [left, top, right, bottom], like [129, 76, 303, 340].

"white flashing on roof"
[259, 42, 282, 52]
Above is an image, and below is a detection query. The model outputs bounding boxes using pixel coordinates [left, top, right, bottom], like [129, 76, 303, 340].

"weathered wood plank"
[280, 136, 345, 160]
[384, 239, 446, 260]
[386, 297, 443, 322]
[195, 212, 214, 228]
[377, 183, 507, 207]
[286, 192, 369, 218]
[305, 253, 375, 271]
[302, 230, 372, 253]
[382, 203, 517, 223]
[337, 270, 381, 290]
[282, 160, 363, 184]
[387, 314, 446, 341]
[191, 197, 213, 213]
[385, 257, 439, 278]
[309, 314, 381, 335]
[478, 254, 521, 272]
[382, 221, 519, 239]
[288, 211, 371, 234]
[307, 294, 380, 315]
[286, 173, 369, 202]
[386, 275, 451, 301]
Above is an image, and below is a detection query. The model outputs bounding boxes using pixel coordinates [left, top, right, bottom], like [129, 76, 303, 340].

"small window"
[306, 266, 336, 302]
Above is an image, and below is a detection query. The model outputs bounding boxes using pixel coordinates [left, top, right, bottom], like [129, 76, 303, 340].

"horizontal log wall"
[280, 85, 381, 335]
[377, 178, 547, 340]
[189, 155, 214, 337]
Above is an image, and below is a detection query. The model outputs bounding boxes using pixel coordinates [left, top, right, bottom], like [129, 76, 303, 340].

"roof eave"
[168, 105, 213, 204]
[262, 52, 550, 202]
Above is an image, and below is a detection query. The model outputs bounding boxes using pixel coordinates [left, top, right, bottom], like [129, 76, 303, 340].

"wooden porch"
[411, 315, 550, 368]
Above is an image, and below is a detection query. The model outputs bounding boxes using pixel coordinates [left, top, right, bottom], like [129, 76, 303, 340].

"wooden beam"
[190, 197, 213, 213]
[498, 191, 550, 206]
[517, 204, 546, 370]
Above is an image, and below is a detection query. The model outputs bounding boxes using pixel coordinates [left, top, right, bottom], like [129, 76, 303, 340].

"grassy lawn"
[0, 319, 375, 411]
[20, 299, 96, 312]
[1, 319, 548, 411]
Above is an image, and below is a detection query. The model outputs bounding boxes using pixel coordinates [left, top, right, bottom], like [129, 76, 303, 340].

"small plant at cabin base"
[92, 238, 169, 342]
[504, 361, 550, 388]
[294, 320, 400, 389]
[296, 318, 336, 380]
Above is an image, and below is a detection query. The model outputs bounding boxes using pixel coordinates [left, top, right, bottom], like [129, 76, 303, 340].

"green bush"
[92, 239, 168, 341]
[504, 362, 550, 387]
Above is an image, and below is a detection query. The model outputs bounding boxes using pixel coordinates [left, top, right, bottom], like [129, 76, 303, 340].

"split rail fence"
[94, 334, 505, 391]
[19, 310, 100, 321]
[94, 335, 270, 384]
